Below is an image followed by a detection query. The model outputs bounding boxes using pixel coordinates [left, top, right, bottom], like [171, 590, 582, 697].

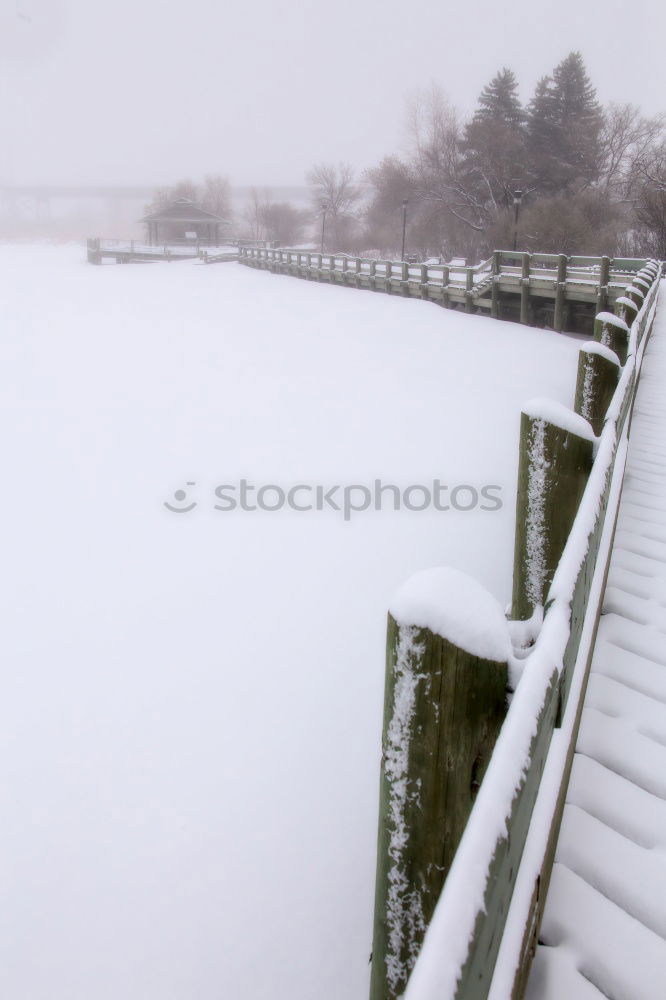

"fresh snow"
[389, 567, 512, 663]
[521, 397, 597, 441]
[0, 243, 582, 1000]
[578, 340, 621, 367]
[596, 310, 629, 331]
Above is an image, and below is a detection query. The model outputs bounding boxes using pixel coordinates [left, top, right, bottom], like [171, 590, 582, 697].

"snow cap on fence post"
[369, 567, 510, 1000]
[626, 284, 645, 310]
[615, 294, 639, 331]
[594, 311, 630, 366]
[511, 399, 595, 622]
[574, 341, 622, 436]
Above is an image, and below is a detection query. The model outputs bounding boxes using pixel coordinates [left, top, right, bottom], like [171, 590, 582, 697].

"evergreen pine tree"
[527, 53, 604, 192]
[464, 68, 526, 209]
[552, 51, 604, 179]
[473, 68, 524, 128]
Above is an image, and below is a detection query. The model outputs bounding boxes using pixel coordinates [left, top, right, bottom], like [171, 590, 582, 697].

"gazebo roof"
[140, 197, 229, 224]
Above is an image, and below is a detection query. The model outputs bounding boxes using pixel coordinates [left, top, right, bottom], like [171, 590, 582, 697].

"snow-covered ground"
[0, 244, 580, 1000]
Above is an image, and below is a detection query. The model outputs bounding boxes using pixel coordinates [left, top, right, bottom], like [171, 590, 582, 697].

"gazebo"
[140, 197, 230, 245]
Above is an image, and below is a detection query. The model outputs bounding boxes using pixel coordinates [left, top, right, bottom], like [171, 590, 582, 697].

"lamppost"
[512, 189, 524, 252]
[320, 202, 328, 253]
[401, 199, 408, 262]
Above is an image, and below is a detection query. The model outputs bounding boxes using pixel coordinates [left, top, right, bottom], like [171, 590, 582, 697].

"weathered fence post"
[441, 265, 450, 308]
[596, 255, 611, 312]
[465, 267, 474, 313]
[615, 295, 639, 331]
[419, 264, 428, 300]
[491, 251, 501, 319]
[594, 311, 630, 366]
[511, 401, 595, 621]
[401, 261, 410, 296]
[574, 343, 621, 436]
[370, 567, 510, 1000]
[553, 254, 568, 332]
[520, 252, 531, 325]
[369, 259, 376, 290]
[625, 284, 645, 311]
[385, 261, 392, 294]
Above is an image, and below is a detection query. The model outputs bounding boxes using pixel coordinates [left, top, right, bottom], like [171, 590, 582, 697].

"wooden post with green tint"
[615, 295, 639, 332]
[420, 264, 428, 299]
[441, 265, 450, 308]
[370, 594, 509, 1000]
[520, 253, 531, 325]
[625, 284, 645, 311]
[596, 312, 630, 366]
[511, 405, 595, 621]
[491, 252, 501, 319]
[596, 255, 611, 312]
[574, 344, 621, 436]
[553, 254, 568, 332]
[465, 267, 474, 313]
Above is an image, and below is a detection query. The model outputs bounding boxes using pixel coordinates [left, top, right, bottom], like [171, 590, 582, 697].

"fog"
[1, 0, 665, 190]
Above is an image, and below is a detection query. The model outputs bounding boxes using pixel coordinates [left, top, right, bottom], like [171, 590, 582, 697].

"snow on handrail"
[240, 246, 646, 291]
[402, 264, 662, 1000]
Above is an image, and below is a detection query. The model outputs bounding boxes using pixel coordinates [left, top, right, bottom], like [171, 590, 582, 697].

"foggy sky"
[1, 0, 665, 189]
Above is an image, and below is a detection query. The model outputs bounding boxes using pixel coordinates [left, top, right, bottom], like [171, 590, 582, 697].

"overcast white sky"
[1, 0, 665, 188]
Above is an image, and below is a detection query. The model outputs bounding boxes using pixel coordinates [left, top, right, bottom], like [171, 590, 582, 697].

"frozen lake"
[0, 244, 580, 1000]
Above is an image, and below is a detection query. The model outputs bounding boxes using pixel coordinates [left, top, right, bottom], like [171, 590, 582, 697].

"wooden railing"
[238, 245, 653, 332]
[86, 238, 241, 264]
[367, 260, 663, 999]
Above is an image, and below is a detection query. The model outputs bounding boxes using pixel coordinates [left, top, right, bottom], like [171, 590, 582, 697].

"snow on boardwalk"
[527, 293, 666, 1000]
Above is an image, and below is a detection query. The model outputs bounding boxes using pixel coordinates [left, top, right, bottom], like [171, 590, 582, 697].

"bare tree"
[145, 179, 199, 216]
[145, 176, 232, 220]
[406, 84, 490, 235]
[307, 162, 361, 250]
[600, 104, 665, 198]
[260, 202, 307, 247]
[201, 174, 232, 218]
[633, 137, 666, 192]
[242, 187, 271, 241]
[307, 162, 360, 218]
[634, 184, 666, 258]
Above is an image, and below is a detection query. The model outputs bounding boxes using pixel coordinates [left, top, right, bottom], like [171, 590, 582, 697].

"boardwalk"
[86, 238, 239, 264]
[239, 247, 651, 334]
[526, 285, 666, 1000]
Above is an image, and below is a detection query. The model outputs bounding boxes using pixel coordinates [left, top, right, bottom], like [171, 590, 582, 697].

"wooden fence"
[368, 259, 663, 999]
[85, 237, 270, 265]
[238, 246, 653, 333]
